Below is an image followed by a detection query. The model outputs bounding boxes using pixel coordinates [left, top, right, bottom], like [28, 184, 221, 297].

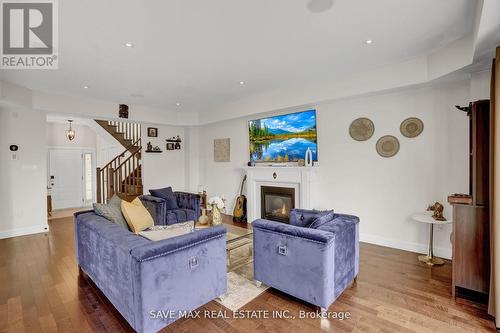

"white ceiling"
[0, 0, 480, 116]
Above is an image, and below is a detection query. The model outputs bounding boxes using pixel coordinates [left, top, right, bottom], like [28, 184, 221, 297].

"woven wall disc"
[349, 117, 375, 141]
[376, 135, 400, 158]
[400, 117, 424, 138]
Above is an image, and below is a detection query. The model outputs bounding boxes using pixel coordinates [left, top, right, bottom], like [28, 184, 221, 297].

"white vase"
[198, 208, 209, 225]
[305, 147, 313, 166]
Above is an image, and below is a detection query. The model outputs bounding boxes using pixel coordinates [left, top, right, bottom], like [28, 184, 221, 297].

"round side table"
[411, 212, 452, 266]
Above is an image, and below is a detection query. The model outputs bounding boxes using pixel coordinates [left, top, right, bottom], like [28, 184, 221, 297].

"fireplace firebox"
[260, 186, 295, 223]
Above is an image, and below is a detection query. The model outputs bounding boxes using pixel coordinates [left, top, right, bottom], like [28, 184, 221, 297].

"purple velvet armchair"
[141, 187, 201, 225]
[252, 209, 359, 312]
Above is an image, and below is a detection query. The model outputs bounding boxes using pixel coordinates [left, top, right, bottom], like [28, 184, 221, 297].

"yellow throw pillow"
[121, 197, 154, 233]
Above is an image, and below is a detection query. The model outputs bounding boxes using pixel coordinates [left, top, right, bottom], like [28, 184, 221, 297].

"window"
[84, 153, 93, 202]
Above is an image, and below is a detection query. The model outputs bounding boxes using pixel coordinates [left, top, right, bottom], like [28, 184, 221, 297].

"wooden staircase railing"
[95, 120, 141, 150]
[96, 138, 143, 203]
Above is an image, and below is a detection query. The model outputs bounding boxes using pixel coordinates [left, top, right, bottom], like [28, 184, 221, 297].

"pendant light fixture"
[66, 120, 76, 141]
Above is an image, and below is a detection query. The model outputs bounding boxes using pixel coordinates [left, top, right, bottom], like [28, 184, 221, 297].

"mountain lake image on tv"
[249, 109, 318, 163]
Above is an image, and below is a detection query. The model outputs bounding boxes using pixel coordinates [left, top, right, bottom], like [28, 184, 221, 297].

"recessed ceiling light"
[307, 0, 335, 13]
[123, 42, 134, 48]
[83, 85, 89, 89]
[364, 40, 373, 45]
[239, 81, 245, 85]
[176, 102, 181, 106]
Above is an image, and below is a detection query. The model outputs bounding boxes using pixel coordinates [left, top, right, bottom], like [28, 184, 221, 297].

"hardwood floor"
[0, 216, 496, 333]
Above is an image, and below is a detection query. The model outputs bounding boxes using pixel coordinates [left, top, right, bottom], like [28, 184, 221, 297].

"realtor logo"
[1, 0, 58, 69]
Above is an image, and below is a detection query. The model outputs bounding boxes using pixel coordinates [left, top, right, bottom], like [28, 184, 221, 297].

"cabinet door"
[471, 101, 490, 206]
[453, 205, 490, 294]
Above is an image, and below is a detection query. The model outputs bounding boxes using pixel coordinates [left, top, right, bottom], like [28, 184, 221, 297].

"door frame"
[47, 146, 96, 209]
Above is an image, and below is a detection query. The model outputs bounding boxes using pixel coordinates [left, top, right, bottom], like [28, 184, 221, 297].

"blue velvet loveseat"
[74, 210, 227, 333]
[141, 187, 201, 225]
[253, 209, 359, 312]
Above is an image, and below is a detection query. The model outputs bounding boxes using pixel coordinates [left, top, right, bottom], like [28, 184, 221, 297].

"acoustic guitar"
[233, 175, 247, 222]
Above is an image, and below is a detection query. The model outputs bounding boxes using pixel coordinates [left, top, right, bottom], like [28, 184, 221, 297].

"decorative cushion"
[93, 195, 130, 230]
[309, 210, 334, 229]
[121, 197, 154, 233]
[289, 209, 334, 228]
[138, 221, 194, 241]
[149, 187, 179, 209]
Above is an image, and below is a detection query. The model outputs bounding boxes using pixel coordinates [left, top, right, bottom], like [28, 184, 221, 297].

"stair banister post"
[96, 167, 102, 203]
[108, 167, 115, 200]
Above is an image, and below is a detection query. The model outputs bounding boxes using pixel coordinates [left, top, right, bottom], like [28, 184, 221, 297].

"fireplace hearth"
[261, 186, 295, 223]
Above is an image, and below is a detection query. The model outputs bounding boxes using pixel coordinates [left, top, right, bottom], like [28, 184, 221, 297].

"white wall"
[46, 122, 97, 148]
[184, 127, 200, 193]
[195, 78, 485, 258]
[95, 133, 122, 168]
[141, 124, 187, 193]
[0, 107, 48, 238]
[470, 70, 492, 100]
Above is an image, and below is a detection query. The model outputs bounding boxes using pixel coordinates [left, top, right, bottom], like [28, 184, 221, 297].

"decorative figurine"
[147, 141, 153, 151]
[119, 104, 129, 119]
[166, 136, 182, 143]
[427, 202, 446, 221]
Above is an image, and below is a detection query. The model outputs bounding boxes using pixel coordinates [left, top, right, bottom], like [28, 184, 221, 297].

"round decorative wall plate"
[400, 117, 424, 138]
[376, 135, 400, 158]
[349, 117, 375, 141]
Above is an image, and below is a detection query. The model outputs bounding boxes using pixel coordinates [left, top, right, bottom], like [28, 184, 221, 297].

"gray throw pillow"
[93, 195, 130, 230]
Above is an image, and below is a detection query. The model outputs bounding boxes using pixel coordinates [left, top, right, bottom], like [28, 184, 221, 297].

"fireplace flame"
[281, 203, 287, 215]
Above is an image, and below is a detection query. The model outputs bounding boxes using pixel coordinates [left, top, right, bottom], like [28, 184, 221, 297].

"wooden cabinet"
[450, 100, 491, 298]
[451, 205, 489, 296]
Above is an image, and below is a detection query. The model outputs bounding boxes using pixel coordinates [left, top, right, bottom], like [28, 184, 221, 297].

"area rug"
[214, 245, 268, 311]
[215, 271, 268, 311]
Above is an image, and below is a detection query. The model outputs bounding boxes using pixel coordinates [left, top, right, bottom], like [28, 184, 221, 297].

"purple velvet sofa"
[141, 188, 201, 225]
[253, 209, 359, 312]
[74, 210, 227, 333]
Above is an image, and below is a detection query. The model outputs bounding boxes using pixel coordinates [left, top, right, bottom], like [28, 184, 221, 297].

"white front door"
[48, 149, 85, 209]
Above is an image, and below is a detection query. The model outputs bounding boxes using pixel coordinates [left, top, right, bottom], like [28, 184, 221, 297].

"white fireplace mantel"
[242, 166, 318, 222]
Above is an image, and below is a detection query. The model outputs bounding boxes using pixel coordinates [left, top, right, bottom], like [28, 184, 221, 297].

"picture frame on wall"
[166, 143, 175, 150]
[214, 138, 230, 162]
[147, 127, 158, 137]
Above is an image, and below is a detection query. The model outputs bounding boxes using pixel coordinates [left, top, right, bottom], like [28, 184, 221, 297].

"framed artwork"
[214, 138, 230, 162]
[166, 143, 175, 150]
[147, 127, 158, 137]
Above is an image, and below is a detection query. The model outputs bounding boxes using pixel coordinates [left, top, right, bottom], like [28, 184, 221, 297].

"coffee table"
[196, 222, 253, 269]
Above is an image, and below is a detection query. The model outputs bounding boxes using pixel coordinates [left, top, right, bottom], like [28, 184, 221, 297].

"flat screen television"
[249, 109, 318, 163]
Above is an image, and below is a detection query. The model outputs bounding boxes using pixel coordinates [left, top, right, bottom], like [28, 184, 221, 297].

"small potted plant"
[207, 196, 226, 225]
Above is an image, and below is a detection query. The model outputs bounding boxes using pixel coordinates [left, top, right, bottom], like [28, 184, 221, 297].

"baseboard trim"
[0, 224, 50, 239]
[360, 233, 452, 259]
